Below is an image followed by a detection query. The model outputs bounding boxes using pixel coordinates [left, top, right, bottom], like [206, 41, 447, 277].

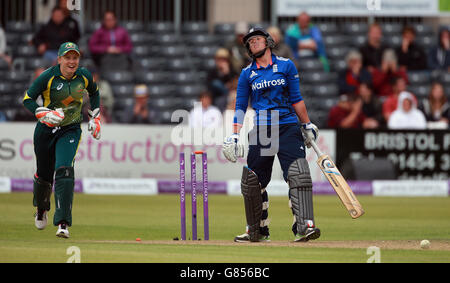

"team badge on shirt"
[273, 64, 278, 73]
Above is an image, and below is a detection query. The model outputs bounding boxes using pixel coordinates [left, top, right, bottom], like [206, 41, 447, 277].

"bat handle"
[309, 139, 324, 158]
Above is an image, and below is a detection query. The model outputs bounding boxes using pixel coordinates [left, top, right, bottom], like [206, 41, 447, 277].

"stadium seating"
[1, 18, 446, 127]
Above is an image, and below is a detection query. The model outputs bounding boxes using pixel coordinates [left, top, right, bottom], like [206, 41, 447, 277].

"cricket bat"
[309, 140, 365, 219]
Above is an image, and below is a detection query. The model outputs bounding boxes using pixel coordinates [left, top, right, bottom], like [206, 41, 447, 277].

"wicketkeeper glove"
[88, 108, 101, 140]
[222, 133, 245, 163]
[35, 107, 64, 127]
[301, 122, 319, 148]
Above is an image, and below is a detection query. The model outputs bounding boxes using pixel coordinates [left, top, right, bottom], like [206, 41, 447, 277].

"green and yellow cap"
[58, 42, 80, 57]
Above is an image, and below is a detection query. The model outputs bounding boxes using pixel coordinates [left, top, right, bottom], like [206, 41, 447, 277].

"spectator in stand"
[56, 0, 81, 31]
[327, 94, 365, 129]
[388, 91, 427, 129]
[267, 26, 297, 65]
[129, 84, 150, 124]
[88, 10, 133, 67]
[32, 7, 80, 63]
[225, 22, 251, 74]
[395, 26, 427, 71]
[189, 91, 223, 128]
[359, 23, 389, 72]
[285, 11, 329, 72]
[0, 25, 12, 68]
[372, 49, 408, 97]
[418, 82, 449, 128]
[427, 27, 450, 71]
[359, 83, 384, 129]
[382, 76, 409, 123]
[338, 50, 372, 95]
[207, 48, 238, 112]
[82, 67, 114, 123]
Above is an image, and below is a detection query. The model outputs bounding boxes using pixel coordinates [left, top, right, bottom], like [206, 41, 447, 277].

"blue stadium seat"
[0, 59, 10, 71]
[130, 33, 154, 45]
[5, 21, 33, 33]
[342, 23, 368, 35]
[158, 34, 181, 45]
[16, 46, 38, 57]
[381, 23, 403, 35]
[184, 34, 218, 46]
[323, 35, 348, 47]
[439, 72, 450, 86]
[0, 82, 13, 94]
[349, 35, 366, 48]
[133, 45, 152, 57]
[135, 71, 168, 84]
[160, 45, 186, 57]
[214, 23, 235, 35]
[113, 84, 135, 98]
[383, 34, 402, 47]
[182, 22, 209, 34]
[25, 57, 53, 71]
[414, 24, 434, 36]
[300, 71, 338, 84]
[311, 84, 339, 97]
[148, 84, 176, 97]
[84, 21, 101, 35]
[317, 22, 339, 35]
[416, 35, 434, 49]
[167, 58, 194, 71]
[407, 71, 431, 85]
[147, 22, 175, 34]
[102, 71, 134, 84]
[121, 21, 144, 33]
[136, 58, 167, 70]
[297, 58, 323, 71]
[113, 97, 134, 111]
[176, 84, 206, 97]
[190, 46, 219, 58]
[408, 85, 431, 99]
[326, 46, 350, 59]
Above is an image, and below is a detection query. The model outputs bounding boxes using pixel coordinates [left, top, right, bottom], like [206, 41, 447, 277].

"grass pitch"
[0, 192, 449, 263]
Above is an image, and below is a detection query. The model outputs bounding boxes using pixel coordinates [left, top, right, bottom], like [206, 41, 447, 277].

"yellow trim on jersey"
[43, 76, 55, 107]
[82, 75, 89, 88]
[23, 92, 32, 101]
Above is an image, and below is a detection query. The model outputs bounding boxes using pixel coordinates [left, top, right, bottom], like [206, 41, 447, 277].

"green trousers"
[33, 122, 81, 226]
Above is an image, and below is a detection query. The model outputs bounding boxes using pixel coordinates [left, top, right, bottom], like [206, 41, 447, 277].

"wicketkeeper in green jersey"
[23, 42, 101, 238]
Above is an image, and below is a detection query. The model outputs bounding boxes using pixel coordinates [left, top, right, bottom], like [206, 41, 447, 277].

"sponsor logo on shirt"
[250, 70, 258, 78]
[251, 79, 286, 91]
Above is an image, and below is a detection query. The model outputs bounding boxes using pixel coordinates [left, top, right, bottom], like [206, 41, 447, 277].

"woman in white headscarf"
[388, 91, 427, 129]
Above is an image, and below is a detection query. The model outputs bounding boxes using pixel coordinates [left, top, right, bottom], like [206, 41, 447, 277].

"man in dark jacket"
[359, 23, 389, 72]
[32, 7, 80, 63]
[395, 26, 427, 71]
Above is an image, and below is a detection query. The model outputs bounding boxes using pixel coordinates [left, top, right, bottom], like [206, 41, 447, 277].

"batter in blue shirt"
[222, 27, 321, 243]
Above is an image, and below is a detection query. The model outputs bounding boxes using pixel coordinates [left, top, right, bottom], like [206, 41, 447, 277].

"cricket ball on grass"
[420, 240, 430, 249]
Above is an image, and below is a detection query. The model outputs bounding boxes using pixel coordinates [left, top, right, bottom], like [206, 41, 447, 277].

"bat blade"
[316, 154, 365, 219]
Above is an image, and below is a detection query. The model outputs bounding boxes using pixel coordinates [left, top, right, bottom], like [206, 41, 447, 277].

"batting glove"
[301, 122, 319, 148]
[88, 108, 101, 140]
[222, 133, 244, 163]
[35, 107, 64, 127]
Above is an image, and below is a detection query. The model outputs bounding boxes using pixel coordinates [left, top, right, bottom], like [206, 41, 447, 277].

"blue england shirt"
[234, 54, 303, 126]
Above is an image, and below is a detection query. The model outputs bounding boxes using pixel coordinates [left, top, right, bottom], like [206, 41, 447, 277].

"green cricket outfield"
[0, 193, 449, 263]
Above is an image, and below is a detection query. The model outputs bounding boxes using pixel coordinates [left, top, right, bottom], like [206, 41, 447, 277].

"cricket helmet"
[242, 27, 275, 59]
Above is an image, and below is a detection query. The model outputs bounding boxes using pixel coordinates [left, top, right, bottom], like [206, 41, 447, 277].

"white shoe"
[34, 209, 48, 230]
[56, 223, 69, 238]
